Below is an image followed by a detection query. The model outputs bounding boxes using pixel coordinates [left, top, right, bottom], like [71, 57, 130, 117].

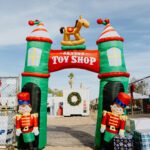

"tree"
[68, 72, 74, 79]
[130, 77, 149, 95]
[136, 80, 148, 95]
[48, 88, 54, 95]
[48, 88, 63, 97]
[56, 90, 63, 97]
[68, 72, 74, 89]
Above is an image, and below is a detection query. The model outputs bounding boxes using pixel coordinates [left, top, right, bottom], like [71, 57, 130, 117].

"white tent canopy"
[129, 92, 149, 100]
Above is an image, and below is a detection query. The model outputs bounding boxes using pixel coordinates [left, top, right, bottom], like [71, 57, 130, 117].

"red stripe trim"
[26, 36, 53, 43]
[32, 28, 48, 32]
[96, 37, 124, 44]
[101, 29, 115, 36]
[104, 24, 111, 30]
[98, 72, 130, 79]
[22, 72, 50, 78]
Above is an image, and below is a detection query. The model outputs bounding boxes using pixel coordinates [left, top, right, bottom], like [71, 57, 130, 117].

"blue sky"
[0, 0, 150, 99]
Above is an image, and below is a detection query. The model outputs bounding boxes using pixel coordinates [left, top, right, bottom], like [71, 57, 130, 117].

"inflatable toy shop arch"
[17, 18, 130, 150]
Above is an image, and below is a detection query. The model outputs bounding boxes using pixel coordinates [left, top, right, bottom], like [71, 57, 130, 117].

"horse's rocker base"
[61, 44, 86, 50]
[61, 38, 85, 46]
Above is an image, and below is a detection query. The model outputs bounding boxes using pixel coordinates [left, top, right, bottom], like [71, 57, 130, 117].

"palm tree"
[68, 73, 74, 89]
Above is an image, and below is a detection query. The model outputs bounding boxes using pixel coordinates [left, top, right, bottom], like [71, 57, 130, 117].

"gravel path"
[45, 116, 96, 150]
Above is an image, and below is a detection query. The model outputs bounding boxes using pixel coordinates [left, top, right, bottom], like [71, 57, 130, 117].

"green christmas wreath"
[67, 92, 81, 106]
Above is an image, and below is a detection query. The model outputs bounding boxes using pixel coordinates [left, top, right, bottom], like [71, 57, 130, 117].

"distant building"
[90, 98, 98, 110]
[47, 86, 90, 116]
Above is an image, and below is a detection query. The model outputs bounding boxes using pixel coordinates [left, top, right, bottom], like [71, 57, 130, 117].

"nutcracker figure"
[16, 92, 39, 150]
[100, 92, 131, 149]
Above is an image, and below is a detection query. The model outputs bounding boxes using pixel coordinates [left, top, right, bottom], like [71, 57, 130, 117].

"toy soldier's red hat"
[113, 92, 131, 108]
[17, 92, 30, 105]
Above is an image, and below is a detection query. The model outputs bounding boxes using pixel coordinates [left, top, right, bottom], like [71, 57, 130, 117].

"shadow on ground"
[47, 124, 95, 148]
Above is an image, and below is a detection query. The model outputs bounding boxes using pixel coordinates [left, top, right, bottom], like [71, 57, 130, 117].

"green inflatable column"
[94, 19, 130, 149]
[21, 20, 53, 150]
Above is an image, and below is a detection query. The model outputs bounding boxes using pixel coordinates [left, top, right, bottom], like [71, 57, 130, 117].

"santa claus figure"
[100, 92, 131, 148]
[16, 92, 39, 149]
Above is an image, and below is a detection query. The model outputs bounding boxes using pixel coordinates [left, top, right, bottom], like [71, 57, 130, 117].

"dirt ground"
[45, 115, 96, 150]
[13, 111, 150, 150]
[44, 111, 150, 150]
[44, 147, 92, 150]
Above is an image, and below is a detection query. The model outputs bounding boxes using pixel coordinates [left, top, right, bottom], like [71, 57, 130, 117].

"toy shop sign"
[49, 50, 100, 73]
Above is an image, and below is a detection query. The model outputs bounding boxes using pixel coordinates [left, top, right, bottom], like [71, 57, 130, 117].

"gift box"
[0, 111, 15, 145]
[133, 129, 150, 150]
[125, 119, 135, 133]
[126, 118, 150, 134]
[114, 133, 133, 150]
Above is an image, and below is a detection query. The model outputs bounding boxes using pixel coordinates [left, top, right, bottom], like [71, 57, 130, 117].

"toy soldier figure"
[16, 92, 39, 150]
[100, 92, 131, 150]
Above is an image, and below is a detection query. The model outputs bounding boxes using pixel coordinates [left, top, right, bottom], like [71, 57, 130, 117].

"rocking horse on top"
[60, 16, 90, 50]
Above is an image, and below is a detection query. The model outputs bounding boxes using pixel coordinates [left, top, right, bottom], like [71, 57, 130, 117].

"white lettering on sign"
[52, 56, 58, 64]
[84, 57, 89, 64]
[90, 57, 96, 65]
[71, 56, 77, 63]
[63, 52, 85, 56]
[52, 56, 96, 65]
[64, 56, 69, 63]
[52, 56, 69, 64]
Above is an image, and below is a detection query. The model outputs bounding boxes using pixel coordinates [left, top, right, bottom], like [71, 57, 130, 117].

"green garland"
[67, 92, 81, 106]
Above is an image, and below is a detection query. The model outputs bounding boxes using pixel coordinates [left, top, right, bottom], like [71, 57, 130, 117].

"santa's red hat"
[17, 92, 31, 105]
[113, 92, 131, 108]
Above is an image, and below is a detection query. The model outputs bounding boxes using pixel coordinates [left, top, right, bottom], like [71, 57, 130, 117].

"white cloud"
[0, 0, 150, 46]
[126, 51, 150, 79]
